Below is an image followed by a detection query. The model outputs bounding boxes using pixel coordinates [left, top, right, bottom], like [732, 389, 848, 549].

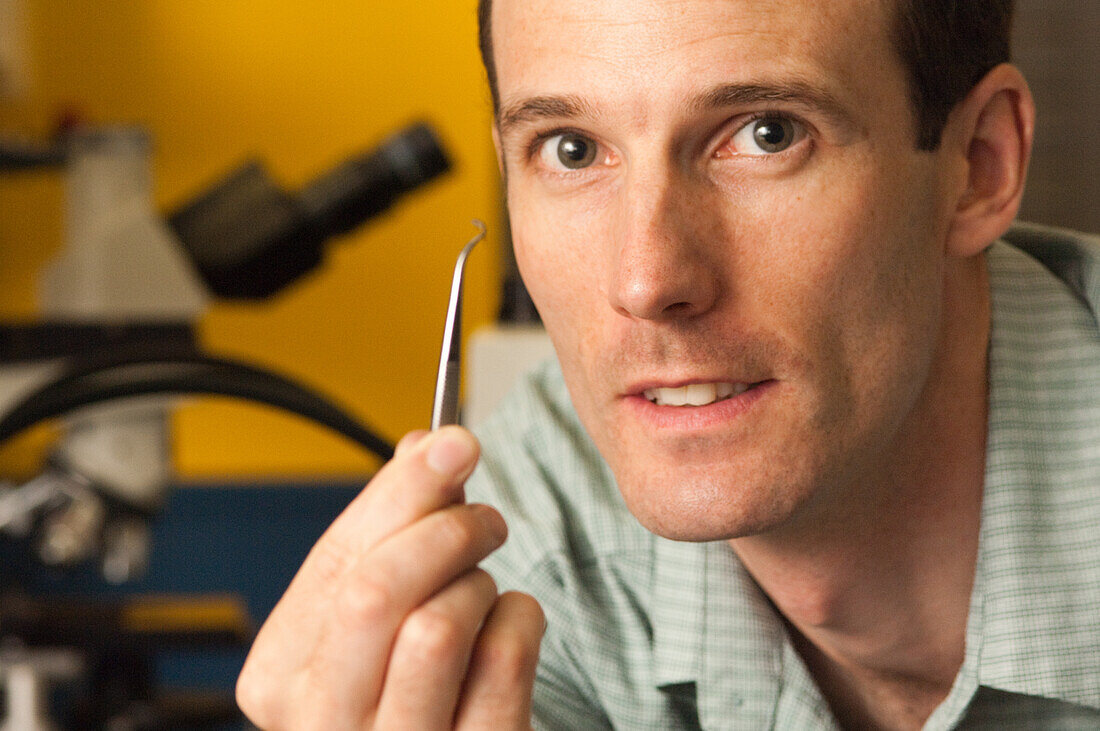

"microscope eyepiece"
[168, 122, 452, 299]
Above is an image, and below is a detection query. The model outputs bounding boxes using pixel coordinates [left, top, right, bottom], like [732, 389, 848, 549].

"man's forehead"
[491, 0, 897, 104]
[491, 0, 894, 31]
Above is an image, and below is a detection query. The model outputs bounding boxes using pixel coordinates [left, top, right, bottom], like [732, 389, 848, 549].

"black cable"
[0, 139, 66, 171]
[0, 355, 395, 462]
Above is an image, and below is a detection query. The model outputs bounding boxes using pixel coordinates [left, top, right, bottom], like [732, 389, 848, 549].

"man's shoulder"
[980, 222, 1100, 710]
[1000, 221, 1100, 316]
[987, 221, 1100, 461]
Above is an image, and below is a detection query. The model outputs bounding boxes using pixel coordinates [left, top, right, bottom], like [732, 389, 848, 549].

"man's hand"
[236, 426, 545, 730]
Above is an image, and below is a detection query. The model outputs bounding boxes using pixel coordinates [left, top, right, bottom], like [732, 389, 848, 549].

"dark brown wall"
[1014, 0, 1100, 234]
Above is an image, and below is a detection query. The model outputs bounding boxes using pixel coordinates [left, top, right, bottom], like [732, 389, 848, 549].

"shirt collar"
[651, 536, 707, 688]
[651, 536, 788, 728]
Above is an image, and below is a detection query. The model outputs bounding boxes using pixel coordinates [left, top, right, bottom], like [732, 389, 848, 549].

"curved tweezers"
[430, 219, 486, 429]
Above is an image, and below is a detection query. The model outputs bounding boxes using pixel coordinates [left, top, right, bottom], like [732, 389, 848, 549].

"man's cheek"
[515, 230, 599, 309]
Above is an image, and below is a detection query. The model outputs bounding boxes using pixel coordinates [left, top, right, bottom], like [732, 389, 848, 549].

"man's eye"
[727, 117, 807, 156]
[539, 133, 599, 170]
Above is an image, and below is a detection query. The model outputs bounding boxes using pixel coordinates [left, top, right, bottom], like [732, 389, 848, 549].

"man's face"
[492, 0, 957, 541]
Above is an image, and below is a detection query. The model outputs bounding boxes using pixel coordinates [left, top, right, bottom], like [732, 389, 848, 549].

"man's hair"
[894, 0, 1015, 150]
[476, 0, 1015, 151]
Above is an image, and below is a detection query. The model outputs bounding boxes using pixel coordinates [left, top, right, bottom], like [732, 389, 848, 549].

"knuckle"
[437, 509, 483, 552]
[336, 569, 396, 627]
[400, 606, 467, 661]
[470, 567, 499, 597]
[288, 674, 344, 731]
[308, 536, 352, 587]
[480, 628, 539, 683]
[479, 593, 544, 680]
[511, 591, 545, 623]
[477, 504, 508, 544]
[235, 666, 280, 729]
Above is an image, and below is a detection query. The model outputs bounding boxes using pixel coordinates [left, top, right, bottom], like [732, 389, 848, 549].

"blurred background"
[0, 2, 510, 727]
[0, 0, 1093, 727]
[0, 0, 501, 482]
[1014, 0, 1099, 234]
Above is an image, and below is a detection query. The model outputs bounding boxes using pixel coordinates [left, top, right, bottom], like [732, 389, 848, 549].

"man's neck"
[729, 254, 991, 729]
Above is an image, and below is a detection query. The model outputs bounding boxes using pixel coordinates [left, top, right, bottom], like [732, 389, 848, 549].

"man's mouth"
[642, 382, 753, 407]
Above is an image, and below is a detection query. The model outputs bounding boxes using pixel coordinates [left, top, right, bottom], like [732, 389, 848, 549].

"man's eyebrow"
[497, 94, 600, 134]
[496, 82, 856, 135]
[692, 81, 853, 124]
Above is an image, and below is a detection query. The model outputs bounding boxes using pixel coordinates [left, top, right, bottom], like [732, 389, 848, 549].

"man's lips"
[621, 379, 776, 429]
[641, 382, 751, 407]
[625, 377, 769, 404]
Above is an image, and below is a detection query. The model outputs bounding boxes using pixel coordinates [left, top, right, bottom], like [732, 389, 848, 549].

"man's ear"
[942, 63, 1035, 258]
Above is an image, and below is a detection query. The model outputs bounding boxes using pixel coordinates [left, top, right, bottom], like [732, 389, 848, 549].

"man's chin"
[635, 512, 785, 543]
[617, 471, 802, 543]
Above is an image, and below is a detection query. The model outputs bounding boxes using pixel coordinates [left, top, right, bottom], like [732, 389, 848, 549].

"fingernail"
[395, 429, 429, 456]
[426, 429, 477, 476]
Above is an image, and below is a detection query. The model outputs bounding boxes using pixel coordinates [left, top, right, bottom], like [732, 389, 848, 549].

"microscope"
[0, 120, 449, 728]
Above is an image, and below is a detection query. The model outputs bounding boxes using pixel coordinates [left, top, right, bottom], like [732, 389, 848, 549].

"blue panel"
[3, 480, 365, 719]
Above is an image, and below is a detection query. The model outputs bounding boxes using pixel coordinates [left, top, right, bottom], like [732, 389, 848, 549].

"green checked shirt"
[466, 223, 1100, 730]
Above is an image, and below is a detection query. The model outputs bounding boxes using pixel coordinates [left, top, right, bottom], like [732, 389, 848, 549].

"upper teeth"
[643, 382, 749, 406]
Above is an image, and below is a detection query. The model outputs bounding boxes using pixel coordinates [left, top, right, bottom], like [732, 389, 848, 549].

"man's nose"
[607, 177, 721, 322]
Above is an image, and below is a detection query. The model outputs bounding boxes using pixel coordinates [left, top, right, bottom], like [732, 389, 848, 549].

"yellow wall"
[0, 1, 501, 479]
